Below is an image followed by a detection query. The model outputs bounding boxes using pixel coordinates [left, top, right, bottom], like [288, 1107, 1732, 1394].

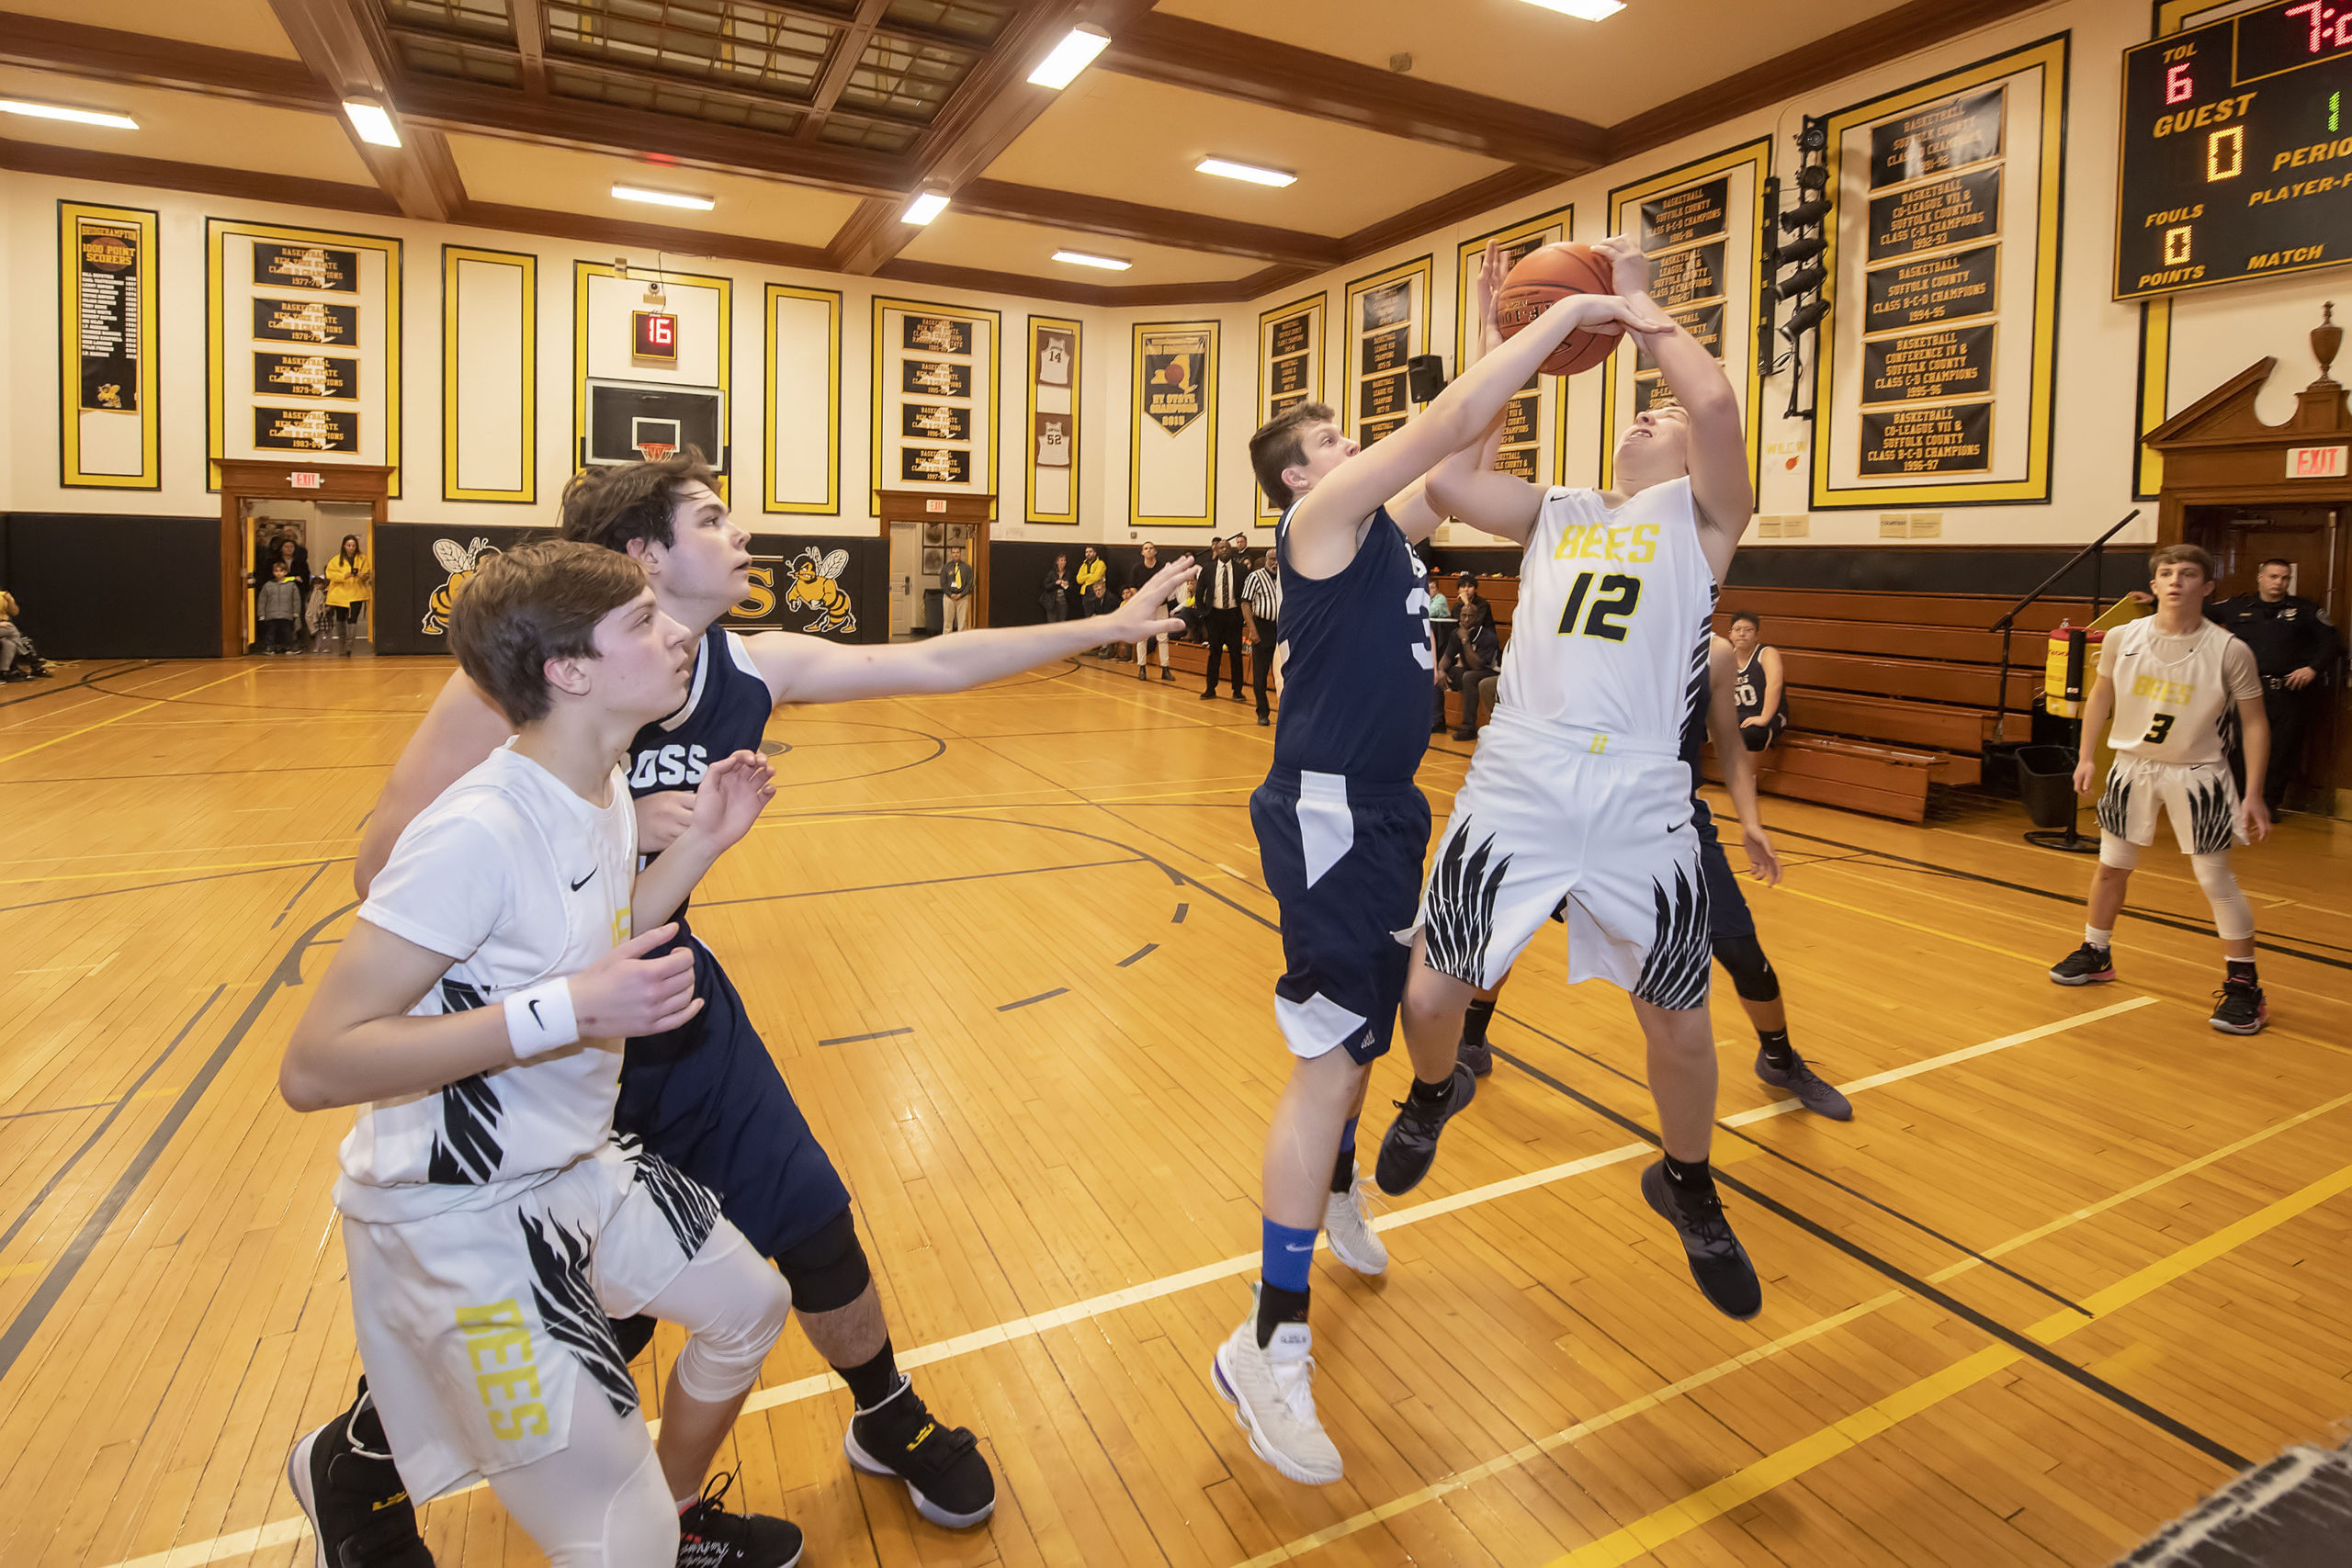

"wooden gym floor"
[3, 653, 2350, 1568]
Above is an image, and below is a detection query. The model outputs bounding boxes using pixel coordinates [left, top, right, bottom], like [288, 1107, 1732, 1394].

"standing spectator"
[2209, 557, 2341, 813]
[1242, 548, 1282, 727]
[1727, 611, 1786, 750]
[1196, 536, 1247, 701]
[322, 534, 372, 657]
[0, 591, 43, 681]
[256, 560, 303, 654]
[1227, 533, 1250, 564]
[1126, 544, 1176, 681]
[275, 531, 313, 589]
[942, 545, 975, 633]
[1039, 553, 1073, 622]
[1076, 546, 1106, 604]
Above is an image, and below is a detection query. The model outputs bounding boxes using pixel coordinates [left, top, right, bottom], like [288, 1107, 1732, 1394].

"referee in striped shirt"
[1242, 548, 1282, 727]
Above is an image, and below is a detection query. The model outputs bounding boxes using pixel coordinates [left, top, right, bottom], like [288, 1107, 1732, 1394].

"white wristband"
[504, 979, 580, 1058]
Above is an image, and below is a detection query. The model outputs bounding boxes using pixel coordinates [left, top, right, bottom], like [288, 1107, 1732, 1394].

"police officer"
[2208, 557, 2340, 813]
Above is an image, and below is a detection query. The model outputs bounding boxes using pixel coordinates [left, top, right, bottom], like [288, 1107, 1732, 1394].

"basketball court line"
[0, 669, 257, 765]
[81, 996, 2157, 1568]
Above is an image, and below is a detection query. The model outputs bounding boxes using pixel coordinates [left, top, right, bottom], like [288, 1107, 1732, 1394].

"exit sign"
[290, 471, 322, 489]
[632, 310, 678, 364]
[2286, 445, 2347, 479]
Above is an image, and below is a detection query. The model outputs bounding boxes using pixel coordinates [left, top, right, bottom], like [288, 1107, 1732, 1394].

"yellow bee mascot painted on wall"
[783, 547, 857, 635]
[424, 536, 501, 634]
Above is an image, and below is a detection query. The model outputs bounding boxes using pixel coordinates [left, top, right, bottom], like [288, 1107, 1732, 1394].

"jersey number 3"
[1556, 571, 1642, 641]
[2142, 712, 2176, 745]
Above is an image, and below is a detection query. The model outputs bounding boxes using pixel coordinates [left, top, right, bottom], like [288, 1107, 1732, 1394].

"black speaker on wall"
[1407, 353, 1447, 403]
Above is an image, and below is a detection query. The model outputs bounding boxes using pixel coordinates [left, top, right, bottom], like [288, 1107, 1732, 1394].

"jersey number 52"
[1556, 571, 1641, 641]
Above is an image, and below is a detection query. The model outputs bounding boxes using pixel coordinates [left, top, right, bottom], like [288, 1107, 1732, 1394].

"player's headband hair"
[1729, 610, 1760, 628]
[559, 446, 718, 555]
[1249, 401, 1337, 511]
[448, 539, 649, 725]
[2147, 542, 2217, 581]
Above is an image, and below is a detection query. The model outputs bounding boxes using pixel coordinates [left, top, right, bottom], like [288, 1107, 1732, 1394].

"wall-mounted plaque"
[1633, 374, 1680, 414]
[254, 297, 358, 345]
[902, 359, 970, 398]
[1870, 87, 2003, 189]
[1359, 371, 1409, 421]
[1867, 166, 2002, 261]
[254, 352, 359, 401]
[1857, 401, 1991, 475]
[76, 220, 140, 412]
[1639, 178, 1730, 251]
[1863, 244, 1998, 333]
[1360, 279, 1412, 331]
[901, 446, 971, 483]
[1361, 326, 1410, 376]
[1860, 324, 1995, 405]
[254, 242, 358, 292]
[1650, 241, 1727, 310]
[1361, 415, 1408, 446]
[1637, 303, 1724, 371]
[1270, 315, 1312, 357]
[1271, 355, 1311, 396]
[1270, 391, 1307, 417]
[254, 405, 360, 452]
[1035, 411, 1071, 468]
[1499, 392, 1537, 446]
[1140, 328, 1210, 434]
[903, 315, 972, 355]
[1494, 446, 1540, 481]
[902, 402, 970, 441]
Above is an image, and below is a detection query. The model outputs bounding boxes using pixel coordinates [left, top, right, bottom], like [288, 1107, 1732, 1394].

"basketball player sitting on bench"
[280, 541, 797, 1568]
[2049, 543, 2273, 1034]
[302, 452, 1195, 1566]
[1725, 610, 1784, 750]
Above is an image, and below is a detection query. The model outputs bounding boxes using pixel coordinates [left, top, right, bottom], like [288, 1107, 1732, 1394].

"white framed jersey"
[1494, 476, 1717, 756]
[2098, 617, 2261, 767]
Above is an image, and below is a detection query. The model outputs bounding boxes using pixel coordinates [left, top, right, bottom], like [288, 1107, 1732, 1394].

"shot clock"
[2115, 0, 2352, 299]
[631, 308, 679, 364]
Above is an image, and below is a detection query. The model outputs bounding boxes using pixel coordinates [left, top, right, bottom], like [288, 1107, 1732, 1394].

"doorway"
[888, 522, 918, 638]
[874, 491, 992, 635]
[216, 461, 391, 659]
[2186, 502, 2344, 811]
[244, 501, 377, 654]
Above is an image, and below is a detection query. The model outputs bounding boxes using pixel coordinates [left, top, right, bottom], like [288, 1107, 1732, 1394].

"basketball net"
[637, 442, 675, 463]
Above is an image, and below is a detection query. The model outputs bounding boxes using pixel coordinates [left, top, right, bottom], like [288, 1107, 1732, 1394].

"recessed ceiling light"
[1027, 25, 1110, 89]
[0, 98, 138, 130]
[1195, 157, 1295, 188]
[902, 191, 951, 225]
[1053, 249, 1131, 271]
[613, 184, 716, 211]
[1519, 0, 1625, 18]
[342, 98, 401, 148]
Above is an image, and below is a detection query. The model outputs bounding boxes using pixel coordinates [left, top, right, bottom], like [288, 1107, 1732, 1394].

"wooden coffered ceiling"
[0, 0, 2055, 305]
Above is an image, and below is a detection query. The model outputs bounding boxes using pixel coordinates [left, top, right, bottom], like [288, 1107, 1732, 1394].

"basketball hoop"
[637, 442, 676, 463]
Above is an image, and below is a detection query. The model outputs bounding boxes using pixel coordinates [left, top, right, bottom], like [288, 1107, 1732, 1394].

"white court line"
[91, 994, 2154, 1568]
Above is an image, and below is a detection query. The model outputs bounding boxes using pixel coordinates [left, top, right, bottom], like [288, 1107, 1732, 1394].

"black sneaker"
[1456, 1031, 1493, 1078]
[287, 1383, 435, 1568]
[2048, 942, 2116, 986]
[843, 1374, 997, 1529]
[2210, 978, 2267, 1035]
[1160, 669, 1174, 682]
[1640, 1161, 1762, 1321]
[675, 1472, 804, 1567]
[1754, 1049, 1852, 1121]
[1374, 1062, 1476, 1196]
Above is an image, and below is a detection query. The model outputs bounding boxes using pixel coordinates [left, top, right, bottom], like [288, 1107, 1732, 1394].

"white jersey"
[1495, 477, 1718, 756]
[2098, 616, 2260, 767]
[335, 742, 637, 1224]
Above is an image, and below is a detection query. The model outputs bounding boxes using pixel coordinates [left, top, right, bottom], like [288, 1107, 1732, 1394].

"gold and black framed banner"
[1343, 256, 1430, 447]
[764, 283, 841, 514]
[1026, 315, 1080, 524]
[442, 245, 537, 504]
[1130, 320, 1218, 529]
[575, 260, 730, 498]
[871, 297, 998, 513]
[60, 201, 159, 490]
[1256, 293, 1324, 519]
[207, 219, 401, 492]
[1603, 142, 1770, 493]
[1813, 34, 2067, 509]
[1456, 208, 1572, 490]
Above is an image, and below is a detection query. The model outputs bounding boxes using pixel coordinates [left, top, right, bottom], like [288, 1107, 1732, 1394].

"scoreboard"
[2116, 0, 2352, 299]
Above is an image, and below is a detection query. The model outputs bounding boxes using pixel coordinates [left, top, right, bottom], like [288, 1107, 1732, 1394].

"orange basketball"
[1493, 242, 1620, 377]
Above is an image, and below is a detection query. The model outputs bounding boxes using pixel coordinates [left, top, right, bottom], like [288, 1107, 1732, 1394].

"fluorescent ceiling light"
[0, 98, 138, 130]
[902, 191, 950, 225]
[1053, 249, 1131, 271]
[1027, 25, 1110, 89]
[1518, 0, 1625, 18]
[342, 98, 401, 148]
[1195, 156, 1295, 188]
[613, 184, 716, 210]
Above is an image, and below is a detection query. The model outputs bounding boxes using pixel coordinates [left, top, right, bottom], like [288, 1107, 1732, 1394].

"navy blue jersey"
[1271, 502, 1433, 784]
[627, 626, 775, 930]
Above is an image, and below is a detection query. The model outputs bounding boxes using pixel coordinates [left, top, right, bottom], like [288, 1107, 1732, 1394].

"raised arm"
[1705, 637, 1781, 884]
[748, 557, 1197, 703]
[1419, 241, 1553, 546]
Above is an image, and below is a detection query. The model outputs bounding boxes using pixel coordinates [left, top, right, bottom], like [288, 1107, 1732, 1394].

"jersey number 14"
[1556, 571, 1642, 641]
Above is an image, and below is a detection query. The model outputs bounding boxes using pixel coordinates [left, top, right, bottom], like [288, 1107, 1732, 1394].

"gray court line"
[996, 988, 1069, 1011]
[0, 1100, 116, 1122]
[693, 854, 1145, 910]
[1172, 903, 1188, 922]
[270, 863, 331, 929]
[818, 1027, 913, 1047]
[1116, 943, 1159, 967]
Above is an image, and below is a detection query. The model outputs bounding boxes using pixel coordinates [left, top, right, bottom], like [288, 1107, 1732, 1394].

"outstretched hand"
[1553, 290, 1675, 342]
[1591, 232, 1650, 299]
[687, 750, 775, 851]
[568, 922, 702, 1038]
[1473, 238, 1509, 359]
[1101, 556, 1197, 642]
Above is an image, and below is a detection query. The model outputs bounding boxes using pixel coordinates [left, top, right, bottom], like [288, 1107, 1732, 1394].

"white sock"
[2084, 925, 2113, 950]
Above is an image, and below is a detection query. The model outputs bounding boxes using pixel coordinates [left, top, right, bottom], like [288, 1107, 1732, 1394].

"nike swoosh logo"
[528, 999, 545, 1027]
[1283, 1243, 1313, 1253]
[570, 869, 595, 890]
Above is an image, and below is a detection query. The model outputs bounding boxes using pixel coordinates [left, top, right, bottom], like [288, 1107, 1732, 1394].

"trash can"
[2016, 744, 2079, 831]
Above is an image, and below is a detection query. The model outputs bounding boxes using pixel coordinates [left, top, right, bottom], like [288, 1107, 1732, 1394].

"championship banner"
[1456, 208, 1570, 500]
[1604, 142, 1769, 493]
[60, 201, 160, 489]
[1813, 35, 2065, 508]
[1129, 319, 1218, 529]
[1141, 329, 1211, 434]
[1257, 293, 1324, 518]
[872, 297, 997, 509]
[1026, 315, 1080, 524]
[1344, 255, 1430, 447]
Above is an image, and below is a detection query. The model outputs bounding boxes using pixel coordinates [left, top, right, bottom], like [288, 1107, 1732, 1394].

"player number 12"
[1556, 571, 1642, 641]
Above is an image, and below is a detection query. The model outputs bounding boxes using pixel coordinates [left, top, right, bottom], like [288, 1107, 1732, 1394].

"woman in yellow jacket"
[322, 534, 372, 655]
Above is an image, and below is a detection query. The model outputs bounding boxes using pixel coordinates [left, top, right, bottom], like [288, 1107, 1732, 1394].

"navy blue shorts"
[1690, 795, 1756, 943]
[616, 934, 853, 1258]
[1251, 769, 1430, 1066]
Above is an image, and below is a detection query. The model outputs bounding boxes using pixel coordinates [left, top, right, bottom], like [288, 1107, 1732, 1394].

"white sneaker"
[1211, 1292, 1343, 1484]
[1322, 1174, 1387, 1275]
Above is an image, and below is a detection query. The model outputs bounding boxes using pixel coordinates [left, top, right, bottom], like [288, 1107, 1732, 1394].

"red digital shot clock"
[632, 310, 679, 364]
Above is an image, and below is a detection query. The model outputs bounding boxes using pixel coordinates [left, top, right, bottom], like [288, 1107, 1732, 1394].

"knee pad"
[2098, 832, 2141, 871]
[673, 1267, 792, 1405]
[2191, 852, 2255, 942]
[772, 1208, 871, 1315]
[1711, 932, 1780, 1002]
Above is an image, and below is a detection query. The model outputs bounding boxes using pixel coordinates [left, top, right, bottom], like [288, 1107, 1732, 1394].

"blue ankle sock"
[1261, 1218, 1317, 1294]
[1330, 1118, 1360, 1193]
[1338, 1116, 1358, 1156]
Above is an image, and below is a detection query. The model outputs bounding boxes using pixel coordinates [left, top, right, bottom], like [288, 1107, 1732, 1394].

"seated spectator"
[1080, 575, 1114, 653]
[1435, 601, 1501, 740]
[1727, 610, 1786, 750]
[0, 591, 46, 681]
[1426, 590, 1459, 728]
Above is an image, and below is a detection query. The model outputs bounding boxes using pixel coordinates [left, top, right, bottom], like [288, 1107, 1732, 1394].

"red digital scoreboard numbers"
[632, 309, 679, 364]
[2115, 0, 2352, 299]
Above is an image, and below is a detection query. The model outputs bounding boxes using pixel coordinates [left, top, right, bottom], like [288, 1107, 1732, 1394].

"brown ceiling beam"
[458, 201, 834, 272]
[0, 12, 330, 109]
[1099, 12, 1609, 176]
[268, 0, 465, 221]
[509, 0, 548, 96]
[957, 177, 1340, 267]
[0, 136, 400, 214]
[798, 0, 890, 142]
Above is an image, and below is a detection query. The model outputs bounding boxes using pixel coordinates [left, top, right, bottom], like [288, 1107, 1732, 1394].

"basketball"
[1493, 242, 1621, 376]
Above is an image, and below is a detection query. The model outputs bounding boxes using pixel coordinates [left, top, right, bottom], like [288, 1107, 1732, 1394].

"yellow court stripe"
[1540, 1156, 2352, 1568]
[1770, 878, 2054, 967]
[0, 669, 254, 766]
[0, 855, 348, 886]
